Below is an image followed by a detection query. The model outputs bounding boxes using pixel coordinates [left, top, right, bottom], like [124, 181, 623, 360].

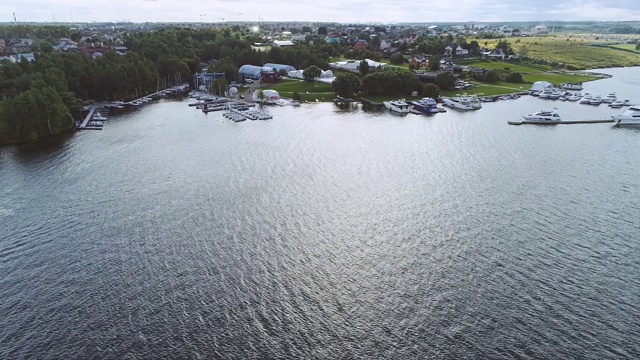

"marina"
[76, 84, 190, 130]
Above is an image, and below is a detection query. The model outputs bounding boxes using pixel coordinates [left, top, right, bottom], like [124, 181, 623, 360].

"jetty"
[508, 119, 615, 125]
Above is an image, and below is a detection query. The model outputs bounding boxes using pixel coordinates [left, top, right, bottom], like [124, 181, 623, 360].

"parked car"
[245, 79, 254, 84]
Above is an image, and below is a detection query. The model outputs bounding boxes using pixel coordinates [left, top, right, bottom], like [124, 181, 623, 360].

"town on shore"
[2, 21, 640, 143]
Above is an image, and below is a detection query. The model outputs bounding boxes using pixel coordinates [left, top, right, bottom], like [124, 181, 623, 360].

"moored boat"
[560, 82, 583, 90]
[611, 106, 640, 125]
[522, 108, 561, 121]
[579, 94, 592, 104]
[589, 95, 602, 105]
[409, 97, 440, 114]
[383, 99, 410, 113]
[602, 93, 617, 104]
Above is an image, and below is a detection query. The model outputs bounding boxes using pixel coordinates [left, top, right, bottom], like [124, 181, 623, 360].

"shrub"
[505, 72, 524, 83]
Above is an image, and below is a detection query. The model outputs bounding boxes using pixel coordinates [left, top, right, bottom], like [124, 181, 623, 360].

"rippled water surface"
[1, 68, 639, 359]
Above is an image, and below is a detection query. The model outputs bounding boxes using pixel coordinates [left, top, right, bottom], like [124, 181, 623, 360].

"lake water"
[1, 67, 639, 359]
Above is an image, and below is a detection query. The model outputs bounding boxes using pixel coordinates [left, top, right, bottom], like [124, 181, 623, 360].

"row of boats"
[383, 98, 444, 114]
[384, 93, 526, 113]
[534, 89, 631, 107]
[189, 93, 273, 121]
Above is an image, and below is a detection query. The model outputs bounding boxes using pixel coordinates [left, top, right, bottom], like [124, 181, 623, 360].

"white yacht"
[523, 108, 561, 122]
[602, 93, 617, 104]
[560, 82, 583, 90]
[538, 89, 553, 99]
[589, 95, 602, 105]
[612, 106, 640, 125]
[579, 94, 592, 104]
[442, 96, 475, 111]
[383, 99, 410, 113]
[548, 90, 564, 100]
[609, 99, 631, 108]
[567, 93, 582, 101]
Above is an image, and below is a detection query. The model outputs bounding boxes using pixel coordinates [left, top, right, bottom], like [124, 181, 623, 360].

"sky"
[3, 0, 640, 23]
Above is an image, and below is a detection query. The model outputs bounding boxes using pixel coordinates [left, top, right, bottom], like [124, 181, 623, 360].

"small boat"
[128, 100, 142, 106]
[523, 108, 561, 122]
[567, 93, 582, 101]
[530, 91, 541, 97]
[589, 96, 602, 105]
[602, 93, 617, 104]
[409, 97, 440, 114]
[579, 94, 592, 104]
[560, 82, 583, 90]
[609, 99, 625, 108]
[538, 89, 553, 99]
[383, 99, 410, 113]
[612, 106, 640, 125]
[92, 114, 107, 121]
[548, 90, 563, 100]
[442, 96, 474, 110]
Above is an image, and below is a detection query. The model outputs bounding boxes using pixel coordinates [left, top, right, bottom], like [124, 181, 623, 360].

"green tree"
[435, 72, 456, 90]
[428, 55, 441, 71]
[291, 91, 301, 101]
[332, 72, 361, 98]
[505, 72, 524, 83]
[303, 65, 322, 81]
[359, 59, 370, 75]
[636, 43, 640, 51]
[422, 84, 440, 98]
[318, 27, 328, 35]
[301, 26, 312, 34]
[483, 70, 500, 83]
[389, 53, 404, 65]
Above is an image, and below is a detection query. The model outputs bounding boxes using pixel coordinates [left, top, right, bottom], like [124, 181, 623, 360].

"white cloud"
[2, 0, 640, 23]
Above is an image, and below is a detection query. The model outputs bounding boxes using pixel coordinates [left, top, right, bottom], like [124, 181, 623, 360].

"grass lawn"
[480, 36, 640, 69]
[267, 79, 333, 93]
[608, 44, 640, 54]
[522, 72, 597, 85]
[457, 60, 549, 73]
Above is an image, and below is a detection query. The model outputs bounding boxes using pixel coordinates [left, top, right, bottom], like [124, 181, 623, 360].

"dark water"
[1, 68, 639, 359]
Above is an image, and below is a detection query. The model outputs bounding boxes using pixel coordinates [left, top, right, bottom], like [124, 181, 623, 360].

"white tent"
[287, 70, 304, 79]
[530, 81, 552, 92]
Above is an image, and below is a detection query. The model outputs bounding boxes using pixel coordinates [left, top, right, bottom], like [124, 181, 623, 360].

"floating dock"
[508, 119, 615, 125]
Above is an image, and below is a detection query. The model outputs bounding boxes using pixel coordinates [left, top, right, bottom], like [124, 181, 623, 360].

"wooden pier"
[508, 119, 615, 125]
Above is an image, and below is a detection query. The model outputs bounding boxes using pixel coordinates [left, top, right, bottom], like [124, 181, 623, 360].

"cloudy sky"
[3, 0, 640, 23]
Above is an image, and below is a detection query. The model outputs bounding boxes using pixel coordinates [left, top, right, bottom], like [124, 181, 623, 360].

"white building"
[273, 40, 294, 47]
[329, 59, 387, 72]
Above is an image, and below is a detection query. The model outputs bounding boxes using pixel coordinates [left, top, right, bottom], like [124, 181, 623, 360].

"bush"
[505, 72, 523, 83]
[482, 70, 500, 83]
[291, 91, 301, 101]
[422, 84, 440, 98]
[390, 53, 404, 65]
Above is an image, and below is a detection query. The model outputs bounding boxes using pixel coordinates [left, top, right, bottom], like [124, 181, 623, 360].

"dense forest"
[0, 27, 331, 144]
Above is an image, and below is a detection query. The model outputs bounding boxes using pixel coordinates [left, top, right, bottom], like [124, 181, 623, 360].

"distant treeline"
[0, 27, 332, 144]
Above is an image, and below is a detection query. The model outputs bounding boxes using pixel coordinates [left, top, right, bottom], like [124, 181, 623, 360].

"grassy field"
[264, 79, 334, 102]
[608, 44, 640, 54]
[481, 36, 640, 69]
[459, 59, 599, 86]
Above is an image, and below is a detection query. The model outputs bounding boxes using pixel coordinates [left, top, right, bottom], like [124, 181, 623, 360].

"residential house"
[354, 39, 368, 51]
[455, 46, 469, 57]
[9, 39, 32, 54]
[485, 48, 506, 60]
[443, 45, 453, 57]
[409, 54, 427, 68]
[382, 47, 398, 58]
[379, 40, 391, 50]
[290, 34, 307, 43]
[325, 32, 341, 44]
